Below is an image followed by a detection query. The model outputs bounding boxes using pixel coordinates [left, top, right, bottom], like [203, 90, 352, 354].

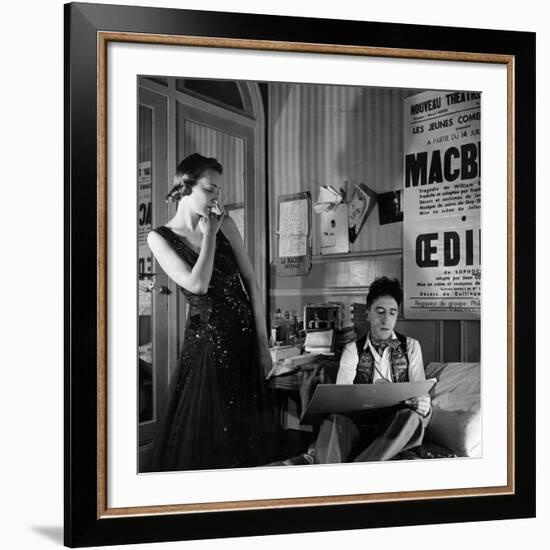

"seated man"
[303, 276, 432, 463]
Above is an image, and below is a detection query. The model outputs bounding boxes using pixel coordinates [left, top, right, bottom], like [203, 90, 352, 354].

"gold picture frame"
[65, 2, 534, 546]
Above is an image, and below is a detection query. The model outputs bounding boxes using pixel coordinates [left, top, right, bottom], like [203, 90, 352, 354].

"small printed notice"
[276, 192, 312, 276]
[278, 199, 308, 257]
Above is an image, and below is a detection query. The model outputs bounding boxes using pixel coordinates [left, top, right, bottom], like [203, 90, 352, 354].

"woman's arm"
[147, 214, 222, 294]
[221, 216, 272, 375]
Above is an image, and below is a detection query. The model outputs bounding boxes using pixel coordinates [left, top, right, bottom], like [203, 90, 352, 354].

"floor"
[266, 428, 315, 465]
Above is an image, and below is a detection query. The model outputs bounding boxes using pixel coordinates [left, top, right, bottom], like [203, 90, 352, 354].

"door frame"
[137, 86, 169, 446]
[137, 78, 267, 448]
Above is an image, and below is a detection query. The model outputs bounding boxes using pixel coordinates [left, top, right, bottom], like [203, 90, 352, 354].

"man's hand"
[404, 394, 431, 416]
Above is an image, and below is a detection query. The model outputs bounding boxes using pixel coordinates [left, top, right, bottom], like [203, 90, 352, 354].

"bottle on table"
[271, 308, 285, 346]
[283, 310, 292, 344]
[287, 310, 298, 345]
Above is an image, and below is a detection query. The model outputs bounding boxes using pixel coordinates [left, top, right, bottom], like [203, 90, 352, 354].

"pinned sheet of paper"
[314, 185, 349, 254]
[278, 199, 309, 257]
[276, 191, 312, 276]
[313, 185, 344, 213]
[320, 203, 349, 254]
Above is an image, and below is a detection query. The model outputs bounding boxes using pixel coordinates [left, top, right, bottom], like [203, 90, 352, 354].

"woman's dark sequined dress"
[149, 226, 276, 471]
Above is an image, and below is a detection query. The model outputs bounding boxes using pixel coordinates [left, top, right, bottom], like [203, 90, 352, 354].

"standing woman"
[147, 153, 276, 471]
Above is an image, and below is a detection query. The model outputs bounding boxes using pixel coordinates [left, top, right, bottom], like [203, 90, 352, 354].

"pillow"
[425, 362, 481, 457]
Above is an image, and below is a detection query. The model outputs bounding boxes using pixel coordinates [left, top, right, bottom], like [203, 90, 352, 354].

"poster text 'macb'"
[405, 142, 480, 188]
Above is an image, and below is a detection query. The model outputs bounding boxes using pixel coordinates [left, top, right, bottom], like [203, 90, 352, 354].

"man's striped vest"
[353, 332, 409, 384]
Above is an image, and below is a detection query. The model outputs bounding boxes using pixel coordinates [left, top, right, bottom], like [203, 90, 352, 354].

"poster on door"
[403, 91, 481, 320]
[138, 161, 152, 315]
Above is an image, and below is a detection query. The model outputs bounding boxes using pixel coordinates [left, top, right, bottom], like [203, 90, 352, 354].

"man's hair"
[366, 277, 403, 309]
[165, 153, 223, 203]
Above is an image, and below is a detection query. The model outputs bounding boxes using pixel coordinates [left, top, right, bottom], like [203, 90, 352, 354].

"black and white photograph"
[377, 190, 403, 225]
[137, 76, 481, 473]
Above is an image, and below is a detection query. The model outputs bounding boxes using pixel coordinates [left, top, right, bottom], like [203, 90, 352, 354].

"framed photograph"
[65, 2, 535, 547]
[377, 190, 404, 225]
[348, 183, 377, 243]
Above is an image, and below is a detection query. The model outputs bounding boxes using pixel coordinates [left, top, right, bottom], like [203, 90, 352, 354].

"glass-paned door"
[138, 87, 169, 467]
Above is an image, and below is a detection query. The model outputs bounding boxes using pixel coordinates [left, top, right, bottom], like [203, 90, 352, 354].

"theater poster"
[403, 91, 481, 320]
[137, 160, 152, 315]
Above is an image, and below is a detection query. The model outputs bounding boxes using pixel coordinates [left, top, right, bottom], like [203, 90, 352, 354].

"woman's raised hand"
[198, 211, 225, 236]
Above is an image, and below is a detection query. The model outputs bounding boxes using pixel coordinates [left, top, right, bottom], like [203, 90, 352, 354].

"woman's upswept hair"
[165, 153, 223, 203]
[366, 276, 403, 309]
